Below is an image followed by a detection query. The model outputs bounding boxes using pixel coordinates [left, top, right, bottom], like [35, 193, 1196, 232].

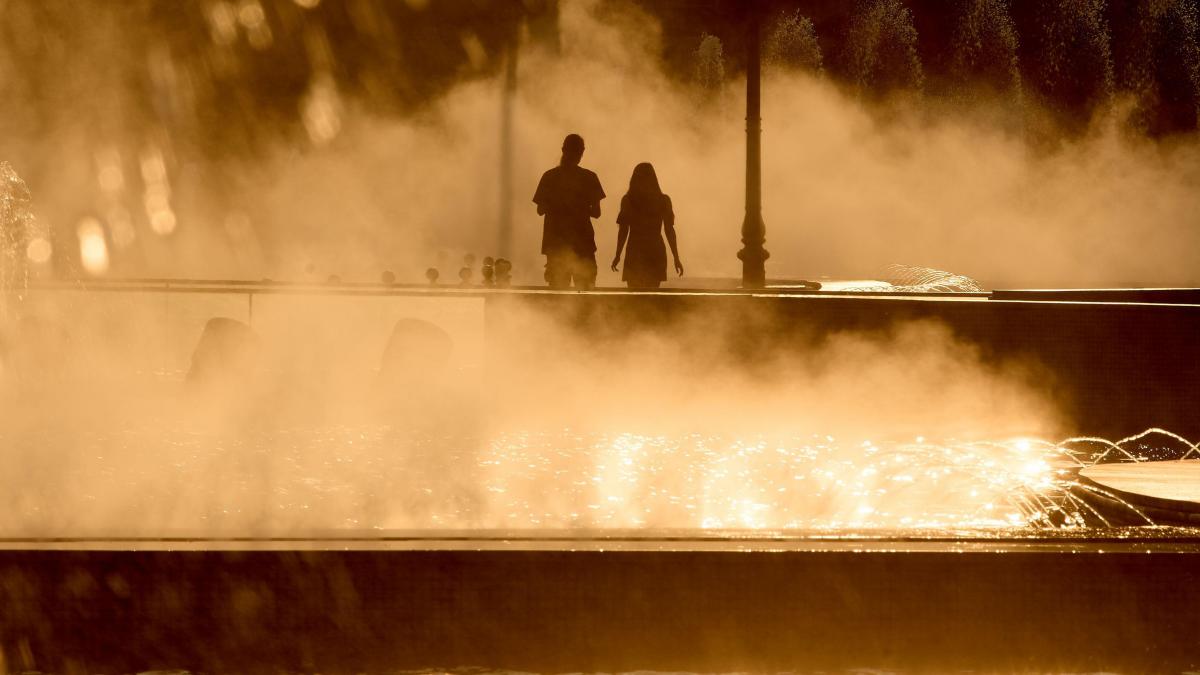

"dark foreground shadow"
[0, 547, 1197, 673]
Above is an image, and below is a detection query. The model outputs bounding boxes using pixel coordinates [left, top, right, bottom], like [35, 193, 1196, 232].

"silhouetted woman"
[610, 163, 683, 289]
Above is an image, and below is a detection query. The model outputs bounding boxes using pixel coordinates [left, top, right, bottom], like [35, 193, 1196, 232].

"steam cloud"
[2, 0, 1199, 286]
[0, 1, 1192, 537]
[181, 0, 1200, 286]
[0, 286, 1065, 535]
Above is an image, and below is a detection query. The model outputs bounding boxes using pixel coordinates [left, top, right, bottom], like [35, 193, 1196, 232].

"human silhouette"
[611, 163, 683, 289]
[532, 134, 605, 290]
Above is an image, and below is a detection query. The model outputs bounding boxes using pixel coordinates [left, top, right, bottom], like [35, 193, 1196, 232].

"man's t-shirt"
[532, 164, 605, 256]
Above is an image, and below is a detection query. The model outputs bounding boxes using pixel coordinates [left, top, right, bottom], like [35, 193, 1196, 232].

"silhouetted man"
[533, 134, 605, 290]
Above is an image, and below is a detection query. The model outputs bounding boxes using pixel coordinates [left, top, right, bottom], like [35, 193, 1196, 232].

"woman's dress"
[617, 193, 673, 287]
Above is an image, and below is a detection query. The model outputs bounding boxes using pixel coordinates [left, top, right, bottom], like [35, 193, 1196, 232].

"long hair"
[627, 162, 662, 198]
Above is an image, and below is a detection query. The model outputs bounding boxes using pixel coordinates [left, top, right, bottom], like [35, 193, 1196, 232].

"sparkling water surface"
[2, 422, 1196, 538]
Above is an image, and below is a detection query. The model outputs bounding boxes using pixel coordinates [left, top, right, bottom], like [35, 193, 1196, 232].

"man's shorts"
[545, 250, 597, 290]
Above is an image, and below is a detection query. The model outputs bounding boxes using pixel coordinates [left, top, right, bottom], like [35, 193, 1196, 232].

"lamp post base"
[737, 245, 770, 289]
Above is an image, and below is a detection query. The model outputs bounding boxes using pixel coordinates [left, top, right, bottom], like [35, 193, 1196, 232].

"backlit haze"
[2, 0, 1199, 286]
[1, 0, 1199, 537]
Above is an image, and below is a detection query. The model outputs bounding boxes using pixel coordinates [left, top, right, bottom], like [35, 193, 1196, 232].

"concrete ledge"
[992, 288, 1200, 304]
[486, 292, 1200, 439]
[11, 284, 1200, 437]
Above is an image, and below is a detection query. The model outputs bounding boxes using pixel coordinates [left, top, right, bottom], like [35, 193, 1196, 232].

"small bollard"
[460, 254, 477, 286]
[495, 258, 512, 288]
[425, 268, 440, 285]
[482, 257, 495, 287]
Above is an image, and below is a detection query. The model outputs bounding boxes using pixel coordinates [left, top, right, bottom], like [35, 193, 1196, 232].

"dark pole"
[497, 21, 518, 258]
[737, 8, 768, 288]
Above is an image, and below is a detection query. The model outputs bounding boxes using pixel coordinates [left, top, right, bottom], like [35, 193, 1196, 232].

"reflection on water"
[1, 422, 1195, 537]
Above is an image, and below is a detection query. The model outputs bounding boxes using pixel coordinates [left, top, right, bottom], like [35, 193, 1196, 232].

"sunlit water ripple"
[1, 424, 1196, 538]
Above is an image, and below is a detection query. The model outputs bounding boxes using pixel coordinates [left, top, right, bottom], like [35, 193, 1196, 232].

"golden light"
[206, 1, 238, 46]
[143, 186, 170, 214]
[1021, 459, 1048, 475]
[140, 149, 176, 235]
[460, 32, 488, 70]
[76, 218, 110, 274]
[144, 186, 177, 235]
[97, 165, 124, 193]
[301, 73, 343, 145]
[139, 149, 167, 184]
[237, 0, 266, 29]
[150, 209, 178, 235]
[107, 207, 137, 248]
[94, 148, 125, 194]
[238, 0, 273, 49]
[25, 237, 52, 264]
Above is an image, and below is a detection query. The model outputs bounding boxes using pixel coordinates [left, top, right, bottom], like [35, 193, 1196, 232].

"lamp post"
[737, 8, 769, 288]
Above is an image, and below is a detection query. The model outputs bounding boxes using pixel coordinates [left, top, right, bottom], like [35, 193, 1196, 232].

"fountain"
[4, 66, 1200, 665]
[1113, 0, 1200, 133]
[842, 0, 925, 95]
[1015, 0, 1115, 122]
[947, 0, 1022, 96]
[2, 2, 1200, 671]
[692, 33, 726, 93]
[0, 163, 46, 312]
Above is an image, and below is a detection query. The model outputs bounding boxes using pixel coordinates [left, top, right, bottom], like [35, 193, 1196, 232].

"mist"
[235, 0, 1200, 287]
[0, 0, 1193, 536]
[2, 0, 1199, 287]
[0, 279, 1070, 536]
